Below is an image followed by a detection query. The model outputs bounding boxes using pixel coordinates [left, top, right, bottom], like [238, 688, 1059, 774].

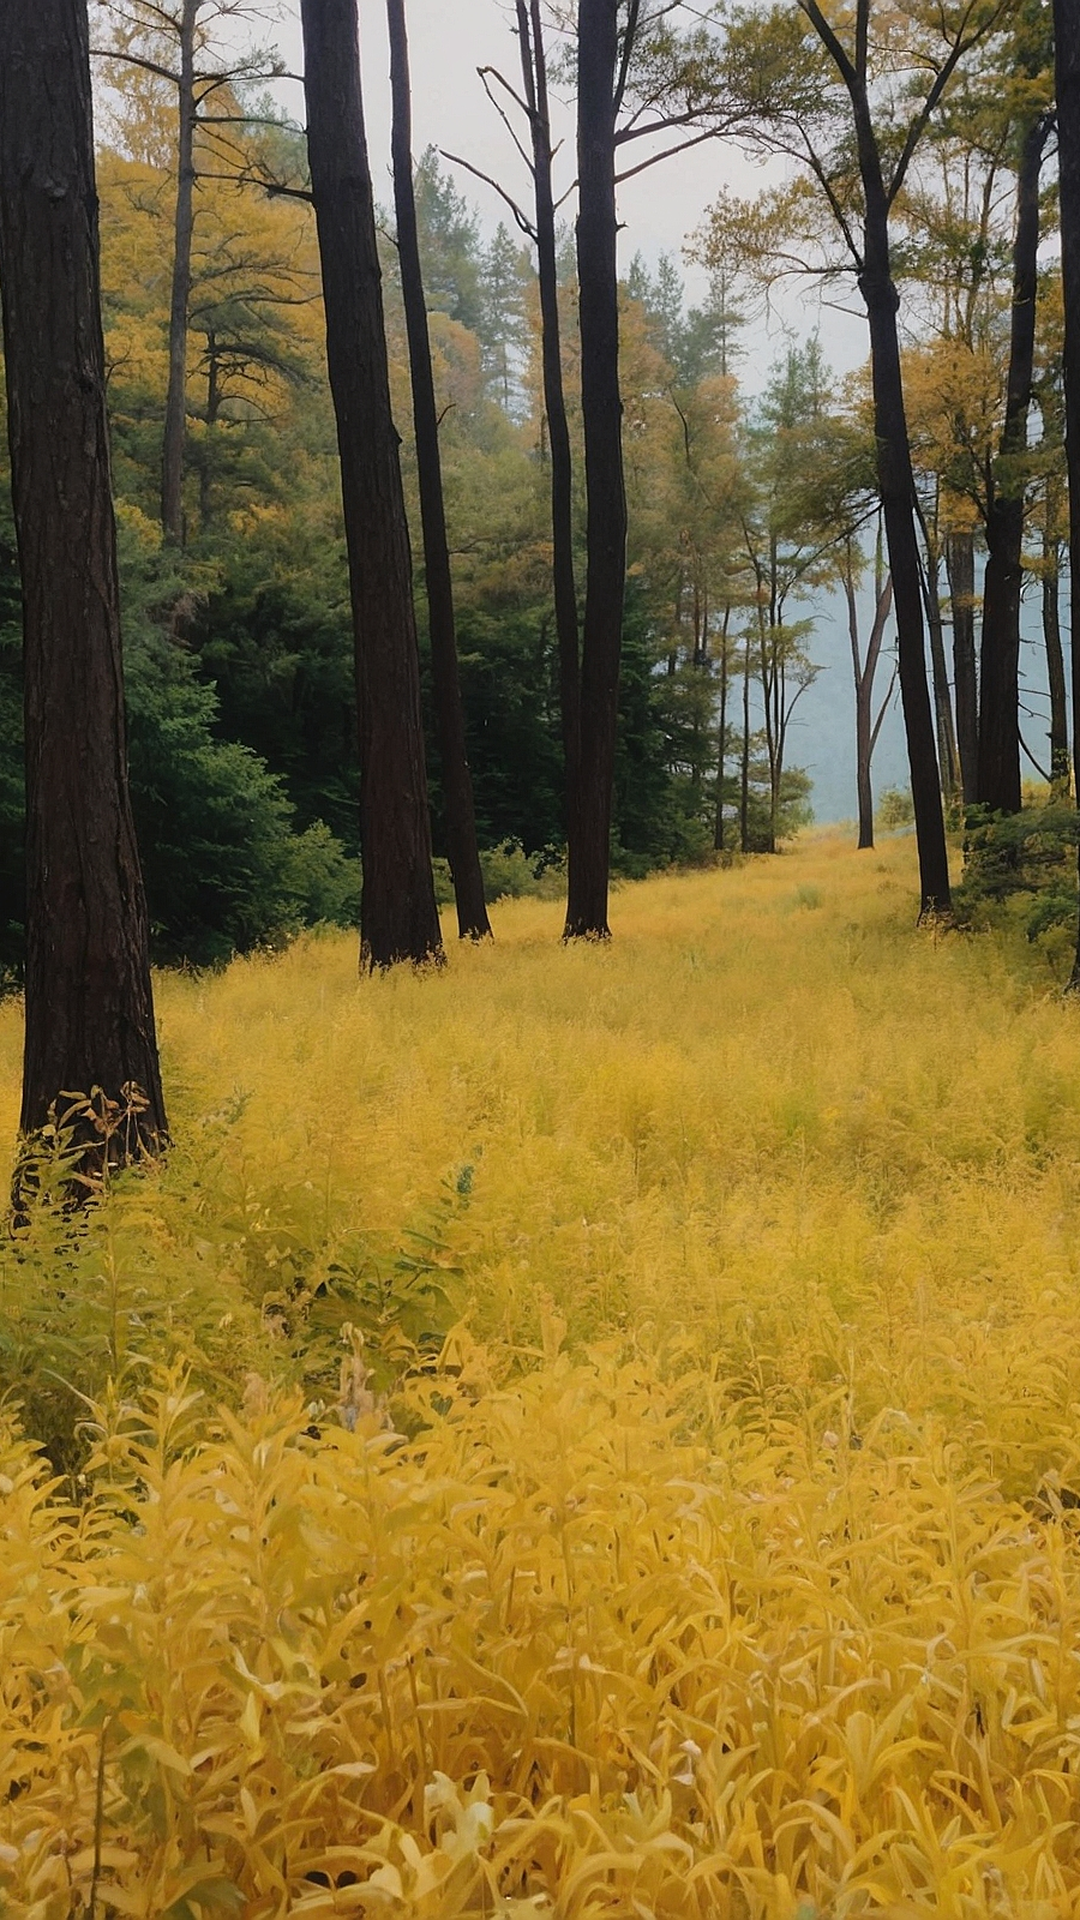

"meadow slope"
[3, 836, 1080, 1914]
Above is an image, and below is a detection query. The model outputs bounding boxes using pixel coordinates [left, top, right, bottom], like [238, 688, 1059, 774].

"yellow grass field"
[4, 834, 1080, 1916]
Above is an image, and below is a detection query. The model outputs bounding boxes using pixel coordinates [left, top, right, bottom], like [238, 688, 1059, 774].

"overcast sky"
[270, 0, 868, 389]
[266, 1, 900, 823]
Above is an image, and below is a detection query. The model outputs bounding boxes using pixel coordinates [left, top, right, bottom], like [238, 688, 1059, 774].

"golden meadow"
[4, 835, 1080, 1916]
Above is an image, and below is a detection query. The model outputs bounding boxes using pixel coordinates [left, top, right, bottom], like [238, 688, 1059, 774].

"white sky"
[270, 0, 868, 390]
[262, 3, 900, 821]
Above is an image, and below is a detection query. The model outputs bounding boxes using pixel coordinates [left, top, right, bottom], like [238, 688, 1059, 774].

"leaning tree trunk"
[847, 560, 892, 852]
[387, 0, 490, 940]
[161, 0, 197, 543]
[946, 529, 979, 803]
[565, 0, 626, 940]
[1054, 0, 1080, 988]
[518, 0, 581, 825]
[300, 0, 442, 970]
[976, 112, 1049, 815]
[859, 192, 952, 918]
[0, 0, 168, 1177]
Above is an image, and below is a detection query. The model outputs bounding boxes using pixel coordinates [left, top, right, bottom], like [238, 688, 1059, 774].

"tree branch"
[439, 151, 537, 240]
[478, 66, 537, 178]
[796, 0, 857, 92]
[615, 126, 719, 183]
[614, 0, 642, 119]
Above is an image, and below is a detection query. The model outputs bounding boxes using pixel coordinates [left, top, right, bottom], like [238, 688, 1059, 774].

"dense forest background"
[0, 121, 865, 976]
[0, 0, 1070, 976]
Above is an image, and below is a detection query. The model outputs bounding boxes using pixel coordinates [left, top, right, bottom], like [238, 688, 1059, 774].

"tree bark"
[740, 646, 751, 852]
[801, 7, 952, 914]
[713, 610, 729, 850]
[1043, 526, 1069, 795]
[859, 198, 952, 917]
[518, 0, 581, 814]
[387, 0, 490, 940]
[0, 0, 168, 1173]
[565, 0, 627, 939]
[161, 0, 197, 543]
[976, 111, 1049, 814]
[300, 0, 442, 970]
[946, 529, 979, 803]
[1054, 0, 1080, 987]
[847, 557, 892, 851]
[923, 543, 959, 802]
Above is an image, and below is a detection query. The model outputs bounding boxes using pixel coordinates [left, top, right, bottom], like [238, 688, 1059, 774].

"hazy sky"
[272, 0, 868, 385]
[267, 1, 912, 823]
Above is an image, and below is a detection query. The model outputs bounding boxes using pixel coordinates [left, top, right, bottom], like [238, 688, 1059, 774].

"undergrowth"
[3, 834, 1080, 1910]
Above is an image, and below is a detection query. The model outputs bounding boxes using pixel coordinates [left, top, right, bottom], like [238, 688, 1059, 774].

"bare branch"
[90, 45, 178, 84]
[439, 151, 537, 240]
[478, 66, 536, 177]
[615, 126, 719, 183]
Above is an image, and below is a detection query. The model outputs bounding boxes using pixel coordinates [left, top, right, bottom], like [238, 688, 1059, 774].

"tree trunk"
[714, 612, 729, 850]
[565, 0, 626, 940]
[846, 570, 872, 849]
[1043, 526, 1069, 795]
[740, 648, 751, 853]
[300, 0, 442, 970]
[0, 0, 167, 1175]
[923, 544, 959, 801]
[858, 196, 952, 918]
[161, 0, 197, 543]
[1054, 0, 1080, 987]
[846, 552, 893, 852]
[976, 112, 1049, 814]
[518, 0, 581, 812]
[387, 0, 490, 940]
[946, 529, 979, 803]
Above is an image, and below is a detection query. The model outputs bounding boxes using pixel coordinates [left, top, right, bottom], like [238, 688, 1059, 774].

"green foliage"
[0, 1179, 269, 1479]
[432, 843, 566, 907]
[956, 803, 1080, 950]
[0, 515, 358, 978]
[876, 785, 915, 830]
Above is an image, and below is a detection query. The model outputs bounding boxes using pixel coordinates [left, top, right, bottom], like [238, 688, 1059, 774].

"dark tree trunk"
[946, 529, 979, 803]
[162, 0, 197, 544]
[976, 112, 1049, 814]
[387, 0, 490, 940]
[859, 200, 952, 917]
[0, 0, 167, 1173]
[1043, 527, 1069, 795]
[806, 16, 952, 914]
[922, 544, 959, 801]
[300, 0, 442, 970]
[1054, 0, 1080, 987]
[565, 0, 627, 940]
[518, 0, 581, 809]
[847, 558, 892, 851]
[740, 649, 751, 853]
[714, 611, 729, 851]
[199, 326, 220, 530]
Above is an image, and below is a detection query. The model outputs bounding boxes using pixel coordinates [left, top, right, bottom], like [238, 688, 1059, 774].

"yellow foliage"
[5, 837, 1080, 1909]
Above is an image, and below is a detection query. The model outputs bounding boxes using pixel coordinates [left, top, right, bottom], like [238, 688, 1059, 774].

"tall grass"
[3, 834, 1080, 1911]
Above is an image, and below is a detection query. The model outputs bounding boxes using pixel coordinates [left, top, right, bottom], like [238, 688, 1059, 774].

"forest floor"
[3, 833, 1080, 1914]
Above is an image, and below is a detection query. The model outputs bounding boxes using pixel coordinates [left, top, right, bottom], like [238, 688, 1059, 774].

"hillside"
[3, 837, 1080, 1912]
